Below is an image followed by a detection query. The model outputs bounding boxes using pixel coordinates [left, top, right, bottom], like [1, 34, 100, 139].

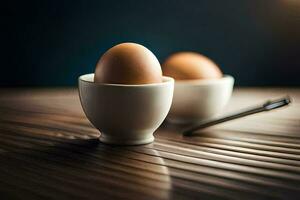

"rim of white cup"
[79, 73, 174, 87]
[173, 75, 234, 86]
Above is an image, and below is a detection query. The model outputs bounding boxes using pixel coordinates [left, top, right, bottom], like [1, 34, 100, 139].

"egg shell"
[94, 43, 162, 84]
[162, 52, 222, 80]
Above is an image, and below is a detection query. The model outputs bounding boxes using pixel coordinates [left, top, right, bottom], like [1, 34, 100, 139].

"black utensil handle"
[183, 96, 291, 136]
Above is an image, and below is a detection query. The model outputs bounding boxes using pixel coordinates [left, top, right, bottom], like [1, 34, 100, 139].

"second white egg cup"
[79, 74, 174, 145]
[167, 75, 234, 124]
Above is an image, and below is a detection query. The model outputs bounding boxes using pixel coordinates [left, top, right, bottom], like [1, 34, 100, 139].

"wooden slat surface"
[0, 88, 299, 200]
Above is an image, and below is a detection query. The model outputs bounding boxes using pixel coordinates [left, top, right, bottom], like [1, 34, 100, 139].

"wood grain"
[0, 88, 299, 199]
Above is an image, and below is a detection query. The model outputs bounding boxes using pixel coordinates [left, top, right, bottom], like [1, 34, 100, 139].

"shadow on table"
[0, 135, 172, 199]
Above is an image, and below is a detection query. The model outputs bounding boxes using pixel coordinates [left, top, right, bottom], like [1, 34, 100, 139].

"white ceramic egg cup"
[79, 74, 174, 145]
[168, 75, 234, 124]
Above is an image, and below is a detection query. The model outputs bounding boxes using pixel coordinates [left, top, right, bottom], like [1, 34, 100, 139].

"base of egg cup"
[99, 132, 154, 145]
[79, 73, 174, 145]
[167, 75, 234, 124]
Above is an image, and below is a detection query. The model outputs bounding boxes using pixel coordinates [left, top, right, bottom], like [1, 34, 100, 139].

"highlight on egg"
[94, 42, 162, 85]
[162, 52, 223, 80]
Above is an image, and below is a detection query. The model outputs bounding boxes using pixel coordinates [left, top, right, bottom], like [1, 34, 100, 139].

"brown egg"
[94, 43, 162, 84]
[162, 52, 222, 80]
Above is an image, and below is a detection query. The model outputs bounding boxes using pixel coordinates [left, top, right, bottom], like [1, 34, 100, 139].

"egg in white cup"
[167, 75, 234, 124]
[79, 43, 174, 145]
[79, 73, 174, 145]
[162, 52, 234, 124]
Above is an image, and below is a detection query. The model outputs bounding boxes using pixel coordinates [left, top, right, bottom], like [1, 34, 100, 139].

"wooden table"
[0, 88, 299, 200]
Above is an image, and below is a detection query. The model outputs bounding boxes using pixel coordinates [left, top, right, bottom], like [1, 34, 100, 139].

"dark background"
[1, 0, 300, 86]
